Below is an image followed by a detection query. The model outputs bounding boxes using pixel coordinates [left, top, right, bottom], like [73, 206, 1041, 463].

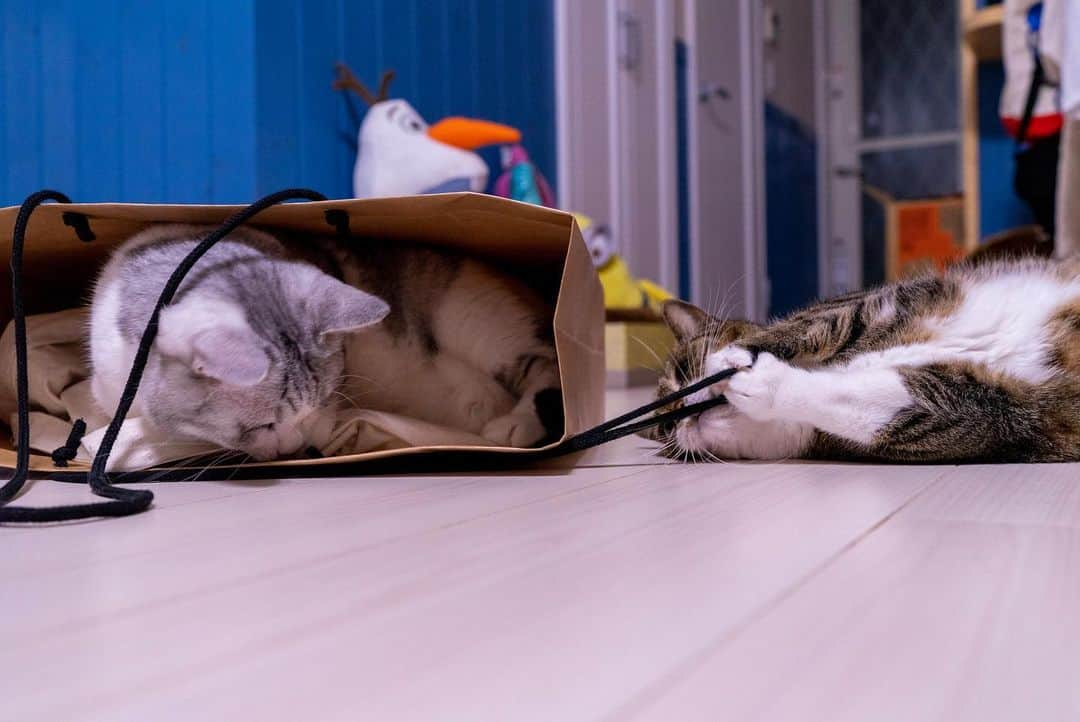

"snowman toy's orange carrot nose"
[427, 117, 521, 150]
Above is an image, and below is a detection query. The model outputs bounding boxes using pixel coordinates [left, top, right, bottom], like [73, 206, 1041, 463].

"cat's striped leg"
[865, 363, 1075, 462]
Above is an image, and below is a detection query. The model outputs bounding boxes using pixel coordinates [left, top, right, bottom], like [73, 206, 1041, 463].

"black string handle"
[547, 367, 737, 455]
[0, 191, 74, 520]
[0, 188, 327, 523]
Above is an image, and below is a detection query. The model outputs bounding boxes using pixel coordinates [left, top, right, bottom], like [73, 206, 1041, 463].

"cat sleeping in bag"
[89, 225, 561, 461]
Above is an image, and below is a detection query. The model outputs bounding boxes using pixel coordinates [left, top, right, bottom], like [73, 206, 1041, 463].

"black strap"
[50, 418, 87, 467]
[0, 191, 74, 520]
[545, 368, 736, 455]
[1, 186, 739, 523]
[1016, 47, 1046, 148]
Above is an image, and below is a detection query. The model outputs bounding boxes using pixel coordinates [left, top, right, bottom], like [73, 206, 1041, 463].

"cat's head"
[141, 264, 389, 461]
[642, 300, 758, 457]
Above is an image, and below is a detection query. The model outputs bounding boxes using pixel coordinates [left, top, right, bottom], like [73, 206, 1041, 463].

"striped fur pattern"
[647, 257, 1080, 463]
[90, 225, 560, 461]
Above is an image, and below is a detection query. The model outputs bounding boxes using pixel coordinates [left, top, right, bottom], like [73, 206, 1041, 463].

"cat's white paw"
[482, 412, 546, 448]
[452, 381, 514, 433]
[725, 352, 799, 422]
[683, 345, 755, 405]
[705, 345, 755, 376]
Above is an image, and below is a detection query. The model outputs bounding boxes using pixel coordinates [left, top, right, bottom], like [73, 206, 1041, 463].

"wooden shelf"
[964, 4, 1004, 61]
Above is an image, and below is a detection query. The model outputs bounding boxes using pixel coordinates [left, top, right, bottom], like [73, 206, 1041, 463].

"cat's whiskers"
[706, 272, 746, 322]
[332, 373, 378, 384]
[330, 389, 363, 409]
[220, 453, 254, 484]
[628, 334, 665, 372]
[181, 449, 232, 483]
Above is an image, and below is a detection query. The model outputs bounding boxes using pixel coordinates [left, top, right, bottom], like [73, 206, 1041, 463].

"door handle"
[618, 11, 642, 70]
[698, 84, 731, 103]
[833, 166, 864, 179]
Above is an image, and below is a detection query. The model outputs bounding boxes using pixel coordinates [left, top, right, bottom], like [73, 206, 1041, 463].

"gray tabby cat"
[90, 224, 560, 461]
[646, 256, 1080, 463]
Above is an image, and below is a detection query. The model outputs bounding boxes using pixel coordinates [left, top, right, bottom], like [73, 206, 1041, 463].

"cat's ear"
[317, 276, 391, 336]
[662, 300, 710, 342]
[190, 327, 270, 386]
[158, 298, 269, 386]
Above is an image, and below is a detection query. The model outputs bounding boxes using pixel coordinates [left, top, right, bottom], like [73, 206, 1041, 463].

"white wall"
[763, 0, 818, 128]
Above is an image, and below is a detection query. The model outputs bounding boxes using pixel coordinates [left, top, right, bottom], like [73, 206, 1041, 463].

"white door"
[818, 0, 863, 295]
[611, 0, 678, 294]
[686, 0, 767, 320]
[556, 0, 678, 295]
[556, 0, 764, 315]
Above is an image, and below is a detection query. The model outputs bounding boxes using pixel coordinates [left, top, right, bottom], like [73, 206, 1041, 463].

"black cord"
[0, 191, 74, 516]
[545, 367, 737, 454]
[50, 418, 87, 467]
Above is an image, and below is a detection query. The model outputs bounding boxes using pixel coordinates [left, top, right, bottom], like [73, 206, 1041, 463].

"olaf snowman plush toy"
[334, 64, 521, 198]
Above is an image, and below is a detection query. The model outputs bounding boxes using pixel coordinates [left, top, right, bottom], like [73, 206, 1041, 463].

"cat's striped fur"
[648, 256, 1080, 463]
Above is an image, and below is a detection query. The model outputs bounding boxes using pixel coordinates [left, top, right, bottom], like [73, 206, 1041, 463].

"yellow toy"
[574, 214, 673, 313]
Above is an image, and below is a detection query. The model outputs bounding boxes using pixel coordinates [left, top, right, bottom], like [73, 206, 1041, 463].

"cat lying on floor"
[646, 256, 1080, 463]
[89, 225, 561, 461]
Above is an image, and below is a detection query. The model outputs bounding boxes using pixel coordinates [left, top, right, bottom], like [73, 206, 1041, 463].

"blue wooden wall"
[0, 0, 556, 206]
[1, 0, 257, 204]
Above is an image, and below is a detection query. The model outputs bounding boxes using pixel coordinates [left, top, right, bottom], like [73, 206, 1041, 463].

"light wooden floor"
[4, 389, 1080, 721]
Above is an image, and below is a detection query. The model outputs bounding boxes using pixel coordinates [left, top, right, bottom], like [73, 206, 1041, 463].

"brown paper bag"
[0, 192, 604, 476]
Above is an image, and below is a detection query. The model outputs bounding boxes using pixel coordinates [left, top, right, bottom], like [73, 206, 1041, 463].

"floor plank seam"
[601, 466, 954, 722]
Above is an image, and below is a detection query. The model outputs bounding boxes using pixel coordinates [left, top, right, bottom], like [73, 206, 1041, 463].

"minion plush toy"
[574, 214, 672, 313]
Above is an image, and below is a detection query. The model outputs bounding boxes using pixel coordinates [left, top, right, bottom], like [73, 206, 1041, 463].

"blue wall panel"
[40, 0, 78, 195]
[3, 2, 42, 198]
[163, 0, 211, 201]
[2, 0, 556, 206]
[119, 1, 165, 200]
[1, 0, 257, 206]
[208, 1, 257, 202]
[254, 0, 302, 194]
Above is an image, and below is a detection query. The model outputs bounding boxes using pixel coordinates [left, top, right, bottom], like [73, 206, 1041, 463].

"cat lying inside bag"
[647, 256, 1080, 463]
[0, 194, 604, 475]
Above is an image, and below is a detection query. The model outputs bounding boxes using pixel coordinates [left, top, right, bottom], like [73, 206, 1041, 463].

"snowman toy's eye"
[397, 112, 427, 134]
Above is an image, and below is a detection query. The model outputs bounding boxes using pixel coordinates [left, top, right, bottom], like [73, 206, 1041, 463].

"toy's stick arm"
[376, 70, 395, 102]
[332, 63, 395, 106]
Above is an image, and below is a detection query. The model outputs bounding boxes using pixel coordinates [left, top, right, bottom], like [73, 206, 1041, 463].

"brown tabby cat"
[646, 256, 1080, 463]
